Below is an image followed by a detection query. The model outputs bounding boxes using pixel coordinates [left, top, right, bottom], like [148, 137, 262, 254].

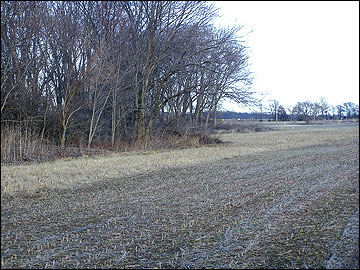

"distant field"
[1, 123, 359, 268]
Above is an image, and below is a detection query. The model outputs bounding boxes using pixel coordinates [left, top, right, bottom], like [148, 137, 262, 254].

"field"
[1, 122, 359, 269]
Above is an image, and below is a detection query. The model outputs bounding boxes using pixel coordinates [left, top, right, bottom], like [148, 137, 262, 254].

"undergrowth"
[1, 124, 223, 164]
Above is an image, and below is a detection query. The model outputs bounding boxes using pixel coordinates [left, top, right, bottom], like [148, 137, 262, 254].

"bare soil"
[1, 124, 359, 269]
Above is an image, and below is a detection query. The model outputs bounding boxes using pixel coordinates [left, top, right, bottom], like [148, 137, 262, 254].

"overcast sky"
[211, 1, 359, 112]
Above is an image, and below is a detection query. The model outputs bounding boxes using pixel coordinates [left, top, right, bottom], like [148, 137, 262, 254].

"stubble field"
[1, 122, 359, 269]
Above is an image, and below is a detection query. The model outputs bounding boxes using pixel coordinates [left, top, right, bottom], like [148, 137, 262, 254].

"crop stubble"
[1, 124, 359, 268]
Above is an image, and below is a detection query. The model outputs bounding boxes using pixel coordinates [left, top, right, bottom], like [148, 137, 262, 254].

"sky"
[211, 1, 359, 112]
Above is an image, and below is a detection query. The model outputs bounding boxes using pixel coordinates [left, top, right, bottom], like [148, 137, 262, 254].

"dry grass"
[1, 123, 222, 164]
[1, 125, 357, 196]
[1, 124, 54, 163]
[1, 123, 359, 268]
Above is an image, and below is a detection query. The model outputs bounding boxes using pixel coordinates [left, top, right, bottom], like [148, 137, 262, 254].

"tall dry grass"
[1, 123, 222, 164]
[113, 133, 221, 152]
[1, 123, 56, 163]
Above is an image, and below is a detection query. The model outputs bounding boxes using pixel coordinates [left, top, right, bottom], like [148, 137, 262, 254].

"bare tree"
[310, 102, 321, 121]
[342, 102, 359, 119]
[292, 101, 312, 122]
[319, 97, 329, 120]
[268, 100, 280, 122]
[1, 1, 258, 150]
[1, 1, 46, 118]
[45, 2, 88, 147]
[121, 1, 219, 139]
[336, 104, 345, 120]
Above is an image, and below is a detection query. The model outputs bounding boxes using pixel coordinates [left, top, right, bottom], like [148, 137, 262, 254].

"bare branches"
[1, 1, 257, 147]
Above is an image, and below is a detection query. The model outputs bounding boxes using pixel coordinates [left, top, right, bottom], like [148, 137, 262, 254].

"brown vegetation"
[1, 122, 223, 164]
[1, 124, 358, 269]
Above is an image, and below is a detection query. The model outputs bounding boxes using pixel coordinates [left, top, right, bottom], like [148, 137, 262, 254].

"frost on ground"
[1, 124, 359, 269]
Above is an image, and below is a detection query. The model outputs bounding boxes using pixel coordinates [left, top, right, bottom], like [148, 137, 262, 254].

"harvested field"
[1, 123, 359, 269]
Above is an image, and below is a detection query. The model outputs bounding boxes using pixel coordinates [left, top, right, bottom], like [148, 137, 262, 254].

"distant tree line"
[264, 98, 359, 122]
[218, 98, 359, 121]
[1, 1, 255, 148]
[217, 111, 270, 120]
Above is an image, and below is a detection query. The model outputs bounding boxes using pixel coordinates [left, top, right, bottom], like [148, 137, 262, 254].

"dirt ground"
[1, 124, 359, 268]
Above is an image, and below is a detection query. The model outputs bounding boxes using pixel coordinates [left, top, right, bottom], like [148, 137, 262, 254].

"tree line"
[265, 98, 359, 122]
[1, 1, 255, 149]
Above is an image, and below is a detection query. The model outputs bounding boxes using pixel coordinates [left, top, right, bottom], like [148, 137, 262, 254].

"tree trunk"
[61, 127, 67, 148]
[194, 92, 203, 126]
[213, 101, 218, 127]
[205, 107, 212, 128]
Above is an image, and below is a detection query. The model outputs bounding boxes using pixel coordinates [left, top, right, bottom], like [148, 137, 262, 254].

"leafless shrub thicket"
[1, 1, 255, 162]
